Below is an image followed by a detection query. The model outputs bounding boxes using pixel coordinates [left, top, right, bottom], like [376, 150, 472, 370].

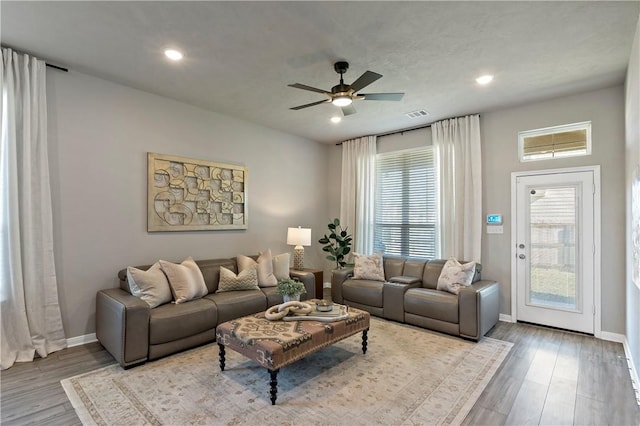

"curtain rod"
[335, 113, 480, 145]
[46, 63, 68, 72]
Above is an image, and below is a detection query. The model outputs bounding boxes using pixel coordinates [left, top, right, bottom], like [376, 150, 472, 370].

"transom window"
[519, 121, 591, 162]
[374, 147, 437, 258]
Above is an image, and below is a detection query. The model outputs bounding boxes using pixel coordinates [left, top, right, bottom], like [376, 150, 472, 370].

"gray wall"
[625, 15, 640, 387]
[482, 85, 626, 334]
[327, 85, 627, 335]
[47, 70, 330, 338]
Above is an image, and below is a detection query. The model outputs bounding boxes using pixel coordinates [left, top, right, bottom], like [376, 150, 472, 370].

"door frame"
[510, 165, 602, 337]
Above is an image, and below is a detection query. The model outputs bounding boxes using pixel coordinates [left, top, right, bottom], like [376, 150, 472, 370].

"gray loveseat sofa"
[331, 257, 499, 340]
[96, 257, 314, 368]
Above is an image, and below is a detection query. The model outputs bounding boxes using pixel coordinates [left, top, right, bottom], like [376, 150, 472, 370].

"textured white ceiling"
[2, 1, 639, 143]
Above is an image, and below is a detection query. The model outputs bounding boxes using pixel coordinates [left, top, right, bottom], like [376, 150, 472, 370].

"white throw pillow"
[272, 252, 291, 281]
[216, 266, 260, 292]
[159, 257, 208, 304]
[237, 249, 278, 287]
[127, 262, 173, 308]
[436, 257, 476, 295]
[352, 252, 385, 281]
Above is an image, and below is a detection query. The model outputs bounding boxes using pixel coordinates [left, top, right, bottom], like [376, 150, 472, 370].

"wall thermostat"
[486, 214, 503, 225]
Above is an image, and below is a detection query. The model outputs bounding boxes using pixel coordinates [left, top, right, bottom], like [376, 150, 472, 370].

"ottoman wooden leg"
[269, 369, 279, 405]
[362, 329, 369, 354]
[218, 344, 226, 371]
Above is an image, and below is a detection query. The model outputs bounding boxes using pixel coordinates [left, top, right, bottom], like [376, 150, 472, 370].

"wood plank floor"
[2, 321, 639, 425]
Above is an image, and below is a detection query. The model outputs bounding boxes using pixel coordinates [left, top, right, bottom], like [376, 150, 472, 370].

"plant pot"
[283, 294, 301, 302]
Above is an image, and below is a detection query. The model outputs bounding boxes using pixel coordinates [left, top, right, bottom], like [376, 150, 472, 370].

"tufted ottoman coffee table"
[215, 305, 370, 405]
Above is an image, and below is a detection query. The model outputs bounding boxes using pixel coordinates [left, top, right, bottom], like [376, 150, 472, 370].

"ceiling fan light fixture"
[332, 96, 352, 107]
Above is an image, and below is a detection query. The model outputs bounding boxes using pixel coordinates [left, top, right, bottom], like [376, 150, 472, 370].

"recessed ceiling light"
[476, 75, 493, 85]
[164, 49, 183, 61]
[330, 116, 342, 123]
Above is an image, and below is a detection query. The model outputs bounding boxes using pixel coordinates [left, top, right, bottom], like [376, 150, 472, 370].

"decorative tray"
[283, 301, 349, 322]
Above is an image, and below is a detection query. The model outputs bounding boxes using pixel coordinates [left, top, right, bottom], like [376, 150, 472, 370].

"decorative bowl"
[316, 300, 334, 312]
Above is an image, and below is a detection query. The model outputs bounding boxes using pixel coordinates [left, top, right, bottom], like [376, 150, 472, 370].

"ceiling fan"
[288, 61, 404, 116]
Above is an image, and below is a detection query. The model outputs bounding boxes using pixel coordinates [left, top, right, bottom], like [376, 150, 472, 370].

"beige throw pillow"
[127, 262, 173, 308]
[159, 257, 208, 304]
[272, 252, 291, 281]
[217, 266, 260, 292]
[237, 249, 278, 287]
[352, 252, 385, 281]
[436, 257, 476, 295]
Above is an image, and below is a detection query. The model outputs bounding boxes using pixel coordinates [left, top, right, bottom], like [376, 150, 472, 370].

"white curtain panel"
[432, 114, 483, 262]
[1, 48, 66, 370]
[340, 135, 376, 255]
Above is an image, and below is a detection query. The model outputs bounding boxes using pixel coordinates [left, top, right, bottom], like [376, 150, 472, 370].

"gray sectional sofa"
[96, 257, 315, 368]
[331, 257, 499, 340]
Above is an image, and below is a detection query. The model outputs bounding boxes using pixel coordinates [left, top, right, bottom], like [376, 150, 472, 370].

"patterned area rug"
[62, 318, 511, 425]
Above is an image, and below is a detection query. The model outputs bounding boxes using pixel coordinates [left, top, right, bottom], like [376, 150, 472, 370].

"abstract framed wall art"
[147, 152, 247, 232]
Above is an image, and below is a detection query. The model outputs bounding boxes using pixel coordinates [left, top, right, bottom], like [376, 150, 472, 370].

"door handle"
[518, 254, 526, 259]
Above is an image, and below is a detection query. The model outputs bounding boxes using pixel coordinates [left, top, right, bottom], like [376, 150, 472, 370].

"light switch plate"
[486, 225, 504, 234]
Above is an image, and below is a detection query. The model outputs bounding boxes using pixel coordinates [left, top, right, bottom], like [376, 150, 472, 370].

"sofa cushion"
[342, 279, 384, 308]
[422, 259, 448, 289]
[383, 257, 405, 280]
[272, 252, 291, 281]
[404, 288, 459, 323]
[126, 262, 173, 308]
[402, 260, 426, 280]
[217, 266, 260, 292]
[261, 286, 284, 307]
[436, 258, 476, 294]
[159, 257, 208, 304]
[149, 298, 217, 345]
[205, 290, 267, 324]
[195, 258, 236, 293]
[237, 249, 278, 287]
[353, 253, 385, 281]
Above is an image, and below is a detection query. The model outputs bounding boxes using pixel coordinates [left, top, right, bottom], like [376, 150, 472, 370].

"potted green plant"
[277, 278, 307, 302]
[318, 218, 352, 269]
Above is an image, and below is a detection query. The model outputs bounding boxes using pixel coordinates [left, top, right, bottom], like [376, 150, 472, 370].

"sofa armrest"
[383, 280, 422, 322]
[331, 268, 354, 304]
[96, 288, 150, 368]
[289, 270, 315, 301]
[458, 280, 500, 340]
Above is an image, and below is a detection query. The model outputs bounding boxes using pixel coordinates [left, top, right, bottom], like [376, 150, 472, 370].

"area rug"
[61, 318, 512, 425]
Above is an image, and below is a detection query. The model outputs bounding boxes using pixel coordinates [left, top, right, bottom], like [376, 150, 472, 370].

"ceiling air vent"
[405, 110, 430, 119]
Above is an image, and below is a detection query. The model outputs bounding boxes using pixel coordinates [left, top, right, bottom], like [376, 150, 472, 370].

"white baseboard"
[67, 333, 97, 348]
[599, 331, 626, 343]
[622, 336, 640, 406]
[499, 314, 514, 323]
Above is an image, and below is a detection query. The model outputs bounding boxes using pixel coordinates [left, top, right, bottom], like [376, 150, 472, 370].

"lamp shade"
[287, 227, 311, 246]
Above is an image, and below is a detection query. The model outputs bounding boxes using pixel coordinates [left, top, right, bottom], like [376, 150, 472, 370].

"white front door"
[513, 169, 596, 334]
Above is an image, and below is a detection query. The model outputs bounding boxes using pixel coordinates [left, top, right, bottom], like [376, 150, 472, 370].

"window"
[519, 121, 591, 162]
[374, 148, 437, 258]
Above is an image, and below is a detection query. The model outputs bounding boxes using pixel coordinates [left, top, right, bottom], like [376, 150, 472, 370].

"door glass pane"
[528, 186, 578, 310]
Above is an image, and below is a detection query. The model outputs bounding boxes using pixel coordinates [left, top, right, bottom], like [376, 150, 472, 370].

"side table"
[291, 268, 323, 299]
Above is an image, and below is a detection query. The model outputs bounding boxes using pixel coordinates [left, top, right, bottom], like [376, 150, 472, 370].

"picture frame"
[147, 152, 248, 232]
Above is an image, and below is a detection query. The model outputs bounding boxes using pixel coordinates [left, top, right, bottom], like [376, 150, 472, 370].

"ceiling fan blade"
[288, 83, 330, 95]
[290, 99, 330, 110]
[349, 70, 382, 92]
[341, 104, 357, 116]
[361, 92, 405, 101]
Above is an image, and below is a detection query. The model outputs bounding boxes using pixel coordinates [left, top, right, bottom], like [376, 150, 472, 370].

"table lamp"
[287, 226, 311, 270]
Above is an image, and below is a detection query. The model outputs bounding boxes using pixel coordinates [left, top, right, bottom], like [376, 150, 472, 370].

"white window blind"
[374, 148, 437, 258]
